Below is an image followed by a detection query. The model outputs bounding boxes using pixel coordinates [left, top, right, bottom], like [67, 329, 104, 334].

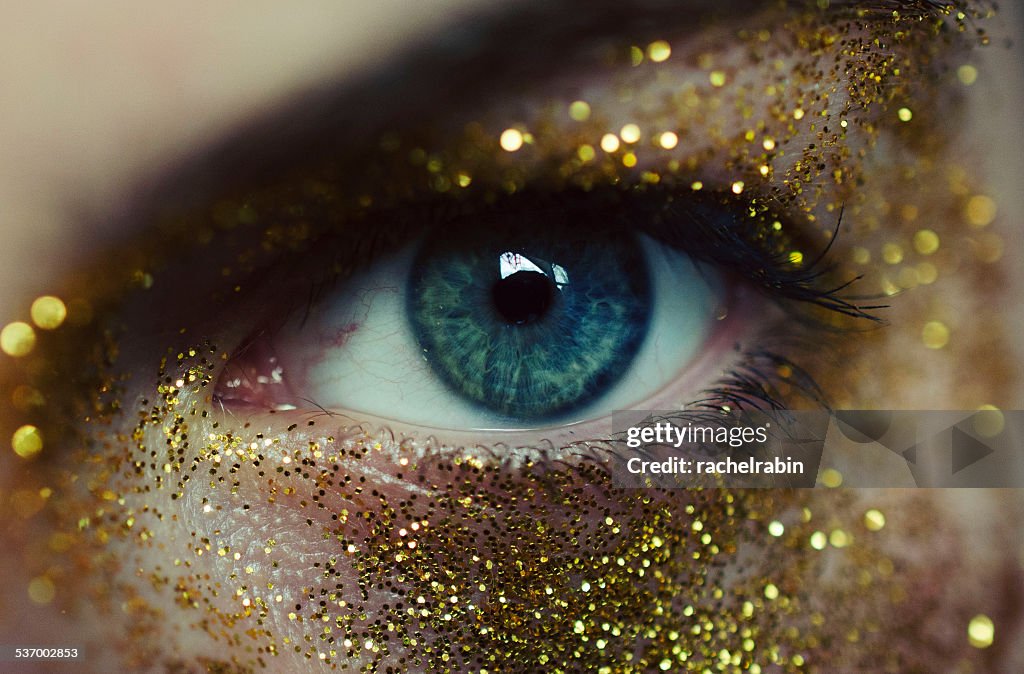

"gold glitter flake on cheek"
[0, 3, 1007, 672]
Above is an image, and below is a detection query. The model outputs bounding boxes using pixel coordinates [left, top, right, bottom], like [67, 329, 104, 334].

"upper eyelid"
[103, 0, 970, 252]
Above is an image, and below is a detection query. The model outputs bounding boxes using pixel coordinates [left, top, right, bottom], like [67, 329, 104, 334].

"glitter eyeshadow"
[0, 2, 1009, 672]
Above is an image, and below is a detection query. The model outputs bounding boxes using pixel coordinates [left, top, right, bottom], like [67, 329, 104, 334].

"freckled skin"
[1, 2, 1022, 673]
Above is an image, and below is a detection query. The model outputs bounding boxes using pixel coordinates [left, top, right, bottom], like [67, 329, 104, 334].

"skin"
[0, 1, 1022, 672]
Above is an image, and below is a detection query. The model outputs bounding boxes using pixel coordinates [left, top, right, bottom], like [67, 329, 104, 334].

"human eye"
[2, 1, 1022, 673]
[210, 184, 857, 434]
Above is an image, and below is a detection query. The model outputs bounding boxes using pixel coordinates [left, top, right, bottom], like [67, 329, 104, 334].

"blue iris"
[407, 217, 651, 421]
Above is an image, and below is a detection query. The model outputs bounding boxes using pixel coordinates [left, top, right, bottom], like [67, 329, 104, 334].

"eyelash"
[213, 179, 879, 424]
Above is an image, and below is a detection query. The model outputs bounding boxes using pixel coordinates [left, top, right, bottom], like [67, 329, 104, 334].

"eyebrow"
[116, 0, 970, 228]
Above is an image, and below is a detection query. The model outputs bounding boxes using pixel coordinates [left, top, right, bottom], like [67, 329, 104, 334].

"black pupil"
[492, 270, 554, 325]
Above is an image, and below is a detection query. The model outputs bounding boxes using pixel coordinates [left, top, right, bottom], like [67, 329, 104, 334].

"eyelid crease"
[88, 0, 983, 264]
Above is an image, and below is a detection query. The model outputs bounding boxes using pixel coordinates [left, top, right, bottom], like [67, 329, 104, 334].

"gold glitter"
[658, 131, 678, 149]
[922, 320, 950, 349]
[11, 424, 43, 459]
[619, 124, 641, 144]
[972, 405, 1005, 438]
[788, 251, 803, 265]
[622, 152, 637, 168]
[762, 138, 776, 151]
[863, 510, 886, 532]
[957, 64, 978, 85]
[0, 321, 36, 357]
[897, 107, 913, 122]
[763, 584, 779, 600]
[499, 128, 524, 152]
[131, 269, 154, 289]
[629, 45, 643, 67]
[767, 521, 785, 537]
[829, 530, 850, 548]
[568, 100, 591, 122]
[647, 40, 671, 63]
[820, 468, 843, 488]
[577, 144, 595, 162]
[600, 133, 620, 153]
[30, 295, 67, 330]
[967, 615, 995, 649]
[912, 229, 940, 255]
[881, 243, 904, 265]
[27, 576, 55, 605]
[731, 181, 744, 195]
[792, 108, 805, 120]
[690, 181, 703, 191]
[809, 531, 827, 551]
[965, 194, 997, 227]
[709, 71, 727, 87]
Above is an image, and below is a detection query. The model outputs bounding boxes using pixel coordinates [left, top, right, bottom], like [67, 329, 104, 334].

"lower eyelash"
[695, 347, 829, 414]
[458, 348, 828, 474]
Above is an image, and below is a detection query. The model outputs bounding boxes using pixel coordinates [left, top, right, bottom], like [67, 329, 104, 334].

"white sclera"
[273, 235, 722, 430]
